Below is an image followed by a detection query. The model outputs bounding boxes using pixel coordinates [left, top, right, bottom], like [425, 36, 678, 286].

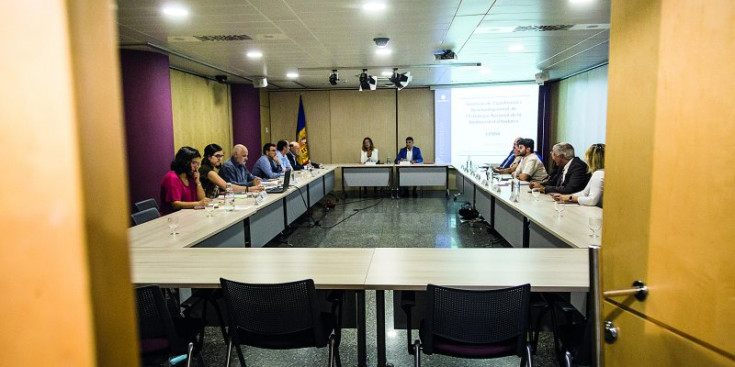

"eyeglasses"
[214, 154, 225, 158]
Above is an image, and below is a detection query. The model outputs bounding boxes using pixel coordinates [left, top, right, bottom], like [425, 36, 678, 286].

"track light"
[388, 68, 412, 90]
[359, 69, 377, 91]
[329, 70, 339, 85]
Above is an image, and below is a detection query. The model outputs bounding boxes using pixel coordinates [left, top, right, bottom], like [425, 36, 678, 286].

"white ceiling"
[117, 0, 610, 89]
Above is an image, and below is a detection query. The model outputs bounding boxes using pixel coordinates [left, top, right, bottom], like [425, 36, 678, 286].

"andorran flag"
[296, 96, 310, 165]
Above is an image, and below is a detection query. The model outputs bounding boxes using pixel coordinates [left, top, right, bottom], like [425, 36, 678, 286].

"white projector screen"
[434, 84, 539, 165]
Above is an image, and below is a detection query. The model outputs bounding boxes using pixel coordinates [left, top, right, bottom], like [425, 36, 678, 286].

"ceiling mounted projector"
[329, 70, 339, 85]
[358, 69, 377, 91]
[388, 68, 412, 90]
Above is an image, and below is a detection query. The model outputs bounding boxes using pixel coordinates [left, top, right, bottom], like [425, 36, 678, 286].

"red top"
[159, 171, 197, 214]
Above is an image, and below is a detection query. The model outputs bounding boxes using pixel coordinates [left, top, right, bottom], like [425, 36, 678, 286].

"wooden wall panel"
[330, 89, 397, 164]
[269, 91, 332, 163]
[397, 88, 435, 163]
[170, 71, 233, 155]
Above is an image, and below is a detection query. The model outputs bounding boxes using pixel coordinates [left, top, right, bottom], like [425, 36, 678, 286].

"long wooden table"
[455, 167, 603, 249]
[129, 164, 595, 367]
[129, 166, 336, 249]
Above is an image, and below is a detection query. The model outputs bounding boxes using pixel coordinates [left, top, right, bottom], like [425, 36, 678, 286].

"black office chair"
[219, 278, 342, 367]
[404, 283, 532, 367]
[544, 293, 591, 367]
[132, 207, 160, 225]
[135, 285, 206, 367]
[135, 198, 160, 213]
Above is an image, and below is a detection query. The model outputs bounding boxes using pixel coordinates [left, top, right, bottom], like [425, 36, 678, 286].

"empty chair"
[219, 278, 342, 367]
[404, 283, 532, 367]
[135, 285, 206, 366]
[131, 207, 160, 225]
[135, 198, 160, 213]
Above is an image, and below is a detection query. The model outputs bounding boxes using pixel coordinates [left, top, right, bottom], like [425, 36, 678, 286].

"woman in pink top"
[159, 146, 210, 214]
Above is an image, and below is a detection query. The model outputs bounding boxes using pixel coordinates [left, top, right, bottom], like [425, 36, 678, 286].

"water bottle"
[225, 183, 235, 211]
[511, 178, 520, 202]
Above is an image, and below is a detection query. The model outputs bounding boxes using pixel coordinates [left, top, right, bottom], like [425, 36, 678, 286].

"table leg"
[357, 290, 367, 367]
[376, 290, 388, 367]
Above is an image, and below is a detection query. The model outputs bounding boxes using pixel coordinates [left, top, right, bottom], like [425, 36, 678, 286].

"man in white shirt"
[513, 138, 548, 182]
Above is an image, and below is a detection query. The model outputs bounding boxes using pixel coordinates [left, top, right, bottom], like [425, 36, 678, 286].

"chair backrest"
[424, 283, 531, 355]
[131, 207, 160, 225]
[219, 278, 324, 344]
[135, 198, 160, 213]
[135, 285, 182, 354]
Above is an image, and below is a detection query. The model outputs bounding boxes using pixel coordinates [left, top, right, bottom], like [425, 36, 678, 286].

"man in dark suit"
[530, 142, 590, 194]
[287, 141, 304, 171]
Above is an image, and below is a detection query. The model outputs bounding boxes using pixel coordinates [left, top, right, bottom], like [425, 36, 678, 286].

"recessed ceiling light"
[375, 48, 392, 56]
[381, 70, 393, 77]
[286, 72, 299, 79]
[363, 2, 386, 11]
[508, 44, 525, 52]
[246, 50, 263, 59]
[161, 3, 189, 18]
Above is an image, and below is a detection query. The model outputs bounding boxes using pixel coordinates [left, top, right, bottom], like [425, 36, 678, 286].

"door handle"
[603, 280, 648, 301]
[604, 321, 618, 344]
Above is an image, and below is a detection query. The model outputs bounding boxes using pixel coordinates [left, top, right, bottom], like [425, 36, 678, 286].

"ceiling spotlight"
[388, 68, 412, 90]
[329, 70, 339, 85]
[246, 50, 263, 59]
[373, 37, 390, 48]
[286, 72, 299, 78]
[161, 3, 189, 18]
[359, 69, 377, 91]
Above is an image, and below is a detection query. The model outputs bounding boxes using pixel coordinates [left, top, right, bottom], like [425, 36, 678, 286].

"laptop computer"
[265, 169, 291, 193]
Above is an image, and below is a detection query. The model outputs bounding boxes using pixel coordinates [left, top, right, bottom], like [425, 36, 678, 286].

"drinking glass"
[167, 216, 179, 235]
[531, 188, 541, 201]
[205, 202, 215, 217]
[211, 186, 220, 199]
[588, 217, 602, 238]
[554, 200, 565, 217]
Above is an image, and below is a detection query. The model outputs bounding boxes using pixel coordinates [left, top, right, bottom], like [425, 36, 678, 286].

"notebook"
[265, 169, 291, 193]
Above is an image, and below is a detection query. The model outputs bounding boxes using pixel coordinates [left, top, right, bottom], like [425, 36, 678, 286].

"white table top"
[131, 247, 375, 289]
[364, 248, 589, 292]
[457, 168, 602, 249]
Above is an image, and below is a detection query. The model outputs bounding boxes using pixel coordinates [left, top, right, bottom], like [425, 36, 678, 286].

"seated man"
[394, 136, 423, 164]
[287, 141, 305, 171]
[530, 142, 590, 194]
[493, 137, 522, 174]
[513, 138, 548, 182]
[252, 143, 284, 179]
[395, 136, 424, 198]
[220, 144, 263, 189]
[275, 139, 292, 171]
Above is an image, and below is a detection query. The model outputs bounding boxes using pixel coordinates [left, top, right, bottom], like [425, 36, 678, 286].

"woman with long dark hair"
[159, 146, 210, 214]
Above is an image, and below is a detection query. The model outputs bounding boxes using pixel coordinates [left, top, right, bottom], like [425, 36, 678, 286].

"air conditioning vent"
[514, 25, 574, 32]
[194, 34, 252, 42]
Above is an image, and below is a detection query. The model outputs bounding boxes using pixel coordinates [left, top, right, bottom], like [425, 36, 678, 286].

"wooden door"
[601, 0, 735, 365]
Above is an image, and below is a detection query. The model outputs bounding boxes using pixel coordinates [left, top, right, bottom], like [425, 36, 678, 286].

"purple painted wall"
[231, 84, 261, 171]
[119, 50, 174, 208]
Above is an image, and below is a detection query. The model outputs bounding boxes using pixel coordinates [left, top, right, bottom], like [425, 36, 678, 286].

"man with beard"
[220, 144, 263, 190]
[252, 143, 284, 179]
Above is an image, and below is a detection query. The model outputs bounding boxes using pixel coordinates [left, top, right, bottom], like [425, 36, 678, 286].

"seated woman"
[360, 137, 379, 164]
[552, 143, 605, 207]
[199, 144, 262, 198]
[160, 146, 211, 214]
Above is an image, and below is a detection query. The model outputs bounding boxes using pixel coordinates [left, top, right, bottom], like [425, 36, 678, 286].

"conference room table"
[129, 164, 594, 367]
[341, 163, 449, 198]
[130, 247, 590, 367]
[454, 167, 603, 249]
[129, 166, 336, 249]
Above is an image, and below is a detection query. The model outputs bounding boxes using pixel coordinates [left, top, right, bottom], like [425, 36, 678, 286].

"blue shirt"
[499, 150, 515, 168]
[276, 150, 292, 171]
[220, 157, 258, 186]
[252, 155, 283, 179]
